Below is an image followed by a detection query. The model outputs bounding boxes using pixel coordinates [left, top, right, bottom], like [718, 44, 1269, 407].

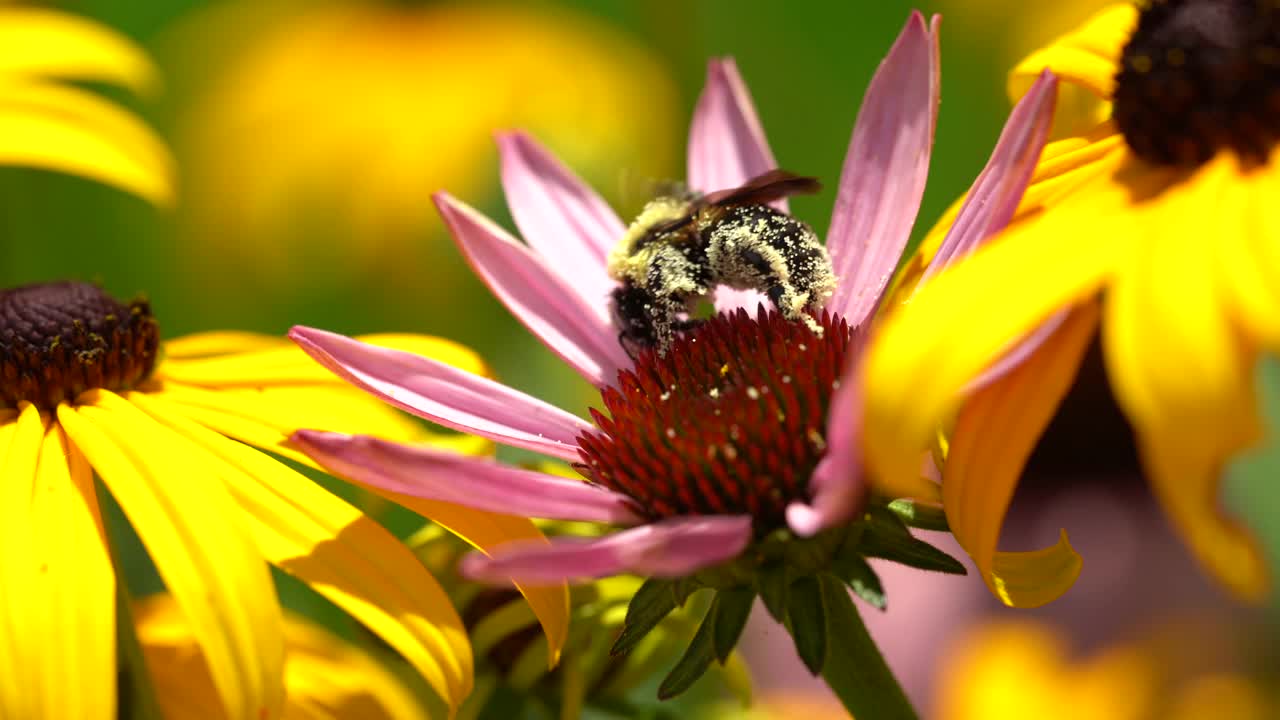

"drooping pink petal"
[497, 131, 623, 308]
[688, 57, 784, 210]
[291, 430, 643, 525]
[289, 326, 592, 462]
[920, 70, 1058, 284]
[434, 192, 631, 386]
[460, 515, 753, 585]
[826, 12, 940, 325]
[787, 337, 868, 536]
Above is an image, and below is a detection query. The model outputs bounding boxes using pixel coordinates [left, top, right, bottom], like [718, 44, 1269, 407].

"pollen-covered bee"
[607, 169, 835, 357]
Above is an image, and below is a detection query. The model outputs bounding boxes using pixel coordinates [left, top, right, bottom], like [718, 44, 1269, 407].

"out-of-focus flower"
[864, 1, 1280, 606]
[285, 10, 1063, 698]
[934, 620, 1275, 720]
[172, 0, 678, 284]
[0, 280, 567, 718]
[135, 594, 430, 720]
[0, 6, 172, 203]
[411, 521, 752, 718]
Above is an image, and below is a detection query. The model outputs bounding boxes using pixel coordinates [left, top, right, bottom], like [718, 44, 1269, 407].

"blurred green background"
[4, 0, 1278, 716]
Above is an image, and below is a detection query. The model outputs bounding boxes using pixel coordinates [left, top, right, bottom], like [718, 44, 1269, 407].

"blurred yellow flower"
[0, 280, 567, 719]
[171, 0, 678, 285]
[0, 6, 172, 203]
[864, 3, 1280, 606]
[135, 594, 430, 720]
[935, 620, 1273, 720]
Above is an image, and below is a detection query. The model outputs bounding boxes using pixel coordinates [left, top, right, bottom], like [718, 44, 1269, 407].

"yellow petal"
[946, 304, 1097, 607]
[58, 391, 286, 720]
[27, 421, 117, 720]
[157, 332, 490, 385]
[1102, 160, 1269, 600]
[137, 594, 431, 720]
[128, 391, 473, 710]
[863, 151, 1141, 499]
[387, 492, 571, 669]
[0, 405, 48, 719]
[161, 331, 293, 360]
[1218, 163, 1280, 349]
[0, 81, 173, 204]
[1008, 4, 1134, 135]
[0, 7, 158, 93]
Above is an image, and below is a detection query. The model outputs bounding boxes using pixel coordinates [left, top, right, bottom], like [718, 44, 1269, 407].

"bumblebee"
[606, 170, 835, 357]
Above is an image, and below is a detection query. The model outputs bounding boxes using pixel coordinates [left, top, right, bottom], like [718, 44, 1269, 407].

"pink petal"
[460, 515, 753, 585]
[687, 58, 786, 211]
[289, 326, 592, 462]
[826, 12, 940, 325]
[291, 430, 643, 525]
[497, 131, 623, 307]
[787, 335, 869, 536]
[920, 70, 1062, 392]
[434, 192, 631, 386]
[920, 70, 1058, 284]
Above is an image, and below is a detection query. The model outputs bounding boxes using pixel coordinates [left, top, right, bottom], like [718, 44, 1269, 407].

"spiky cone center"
[576, 306, 852, 529]
[1114, 0, 1280, 166]
[0, 281, 159, 410]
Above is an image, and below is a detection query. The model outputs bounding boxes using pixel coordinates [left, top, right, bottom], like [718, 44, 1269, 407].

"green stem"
[96, 480, 163, 720]
[818, 575, 918, 720]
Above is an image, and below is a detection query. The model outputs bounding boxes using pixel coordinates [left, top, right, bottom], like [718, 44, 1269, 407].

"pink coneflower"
[288, 10, 1057, 704]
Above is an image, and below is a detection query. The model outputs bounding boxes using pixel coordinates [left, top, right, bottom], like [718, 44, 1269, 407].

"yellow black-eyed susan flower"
[0, 280, 568, 719]
[864, 1, 1280, 606]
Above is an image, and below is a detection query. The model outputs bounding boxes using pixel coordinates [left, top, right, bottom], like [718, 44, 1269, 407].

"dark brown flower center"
[0, 281, 160, 410]
[1113, 0, 1280, 166]
[575, 307, 851, 529]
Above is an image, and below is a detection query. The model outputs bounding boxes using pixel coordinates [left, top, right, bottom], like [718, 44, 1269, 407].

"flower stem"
[818, 574, 918, 720]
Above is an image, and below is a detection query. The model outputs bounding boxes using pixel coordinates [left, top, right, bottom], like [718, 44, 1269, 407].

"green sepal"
[886, 498, 951, 531]
[755, 561, 790, 622]
[657, 602, 717, 700]
[819, 574, 918, 719]
[831, 555, 887, 610]
[611, 578, 679, 656]
[786, 575, 828, 675]
[671, 575, 702, 607]
[859, 507, 966, 575]
[711, 588, 755, 663]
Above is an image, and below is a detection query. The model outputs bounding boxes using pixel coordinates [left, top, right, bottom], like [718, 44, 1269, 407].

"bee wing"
[702, 169, 822, 207]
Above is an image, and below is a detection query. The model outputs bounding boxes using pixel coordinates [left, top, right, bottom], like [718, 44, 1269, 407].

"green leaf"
[859, 508, 967, 575]
[832, 555, 887, 610]
[712, 588, 755, 663]
[755, 561, 790, 622]
[786, 575, 828, 675]
[611, 578, 679, 656]
[886, 499, 951, 531]
[819, 575, 919, 719]
[657, 604, 717, 700]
